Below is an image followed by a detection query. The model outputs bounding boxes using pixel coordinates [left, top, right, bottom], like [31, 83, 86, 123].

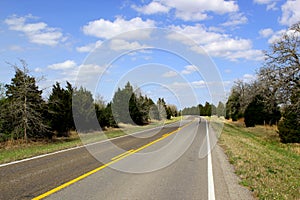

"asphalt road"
[0, 117, 253, 200]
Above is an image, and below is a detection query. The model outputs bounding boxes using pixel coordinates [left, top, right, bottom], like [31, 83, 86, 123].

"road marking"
[111, 149, 134, 161]
[0, 121, 182, 168]
[32, 120, 194, 200]
[206, 120, 216, 200]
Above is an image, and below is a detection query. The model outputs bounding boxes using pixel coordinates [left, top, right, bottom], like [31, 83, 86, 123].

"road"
[0, 117, 252, 200]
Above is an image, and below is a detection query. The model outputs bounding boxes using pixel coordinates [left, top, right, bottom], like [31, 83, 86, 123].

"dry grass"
[219, 121, 300, 200]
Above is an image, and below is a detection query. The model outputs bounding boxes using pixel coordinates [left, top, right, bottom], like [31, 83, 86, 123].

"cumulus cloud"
[109, 39, 149, 51]
[82, 17, 155, 39]
[162, 70, 178, 77]
[181, 65, 198, 74]
[132, 0, 238, 21]
[132, 2, 170, 14]
[76, 40, 102, 53]
[221, 12, 248, 27]
[191, 80, 206, 87]
[267, 29, 286, 44]
[279, 0, 300, 26]
[4, 15, 66, 46]
[48, 60, 77, 70]
[253, 0, 278, 11]
[168, 24, 263, 61]
[259, 28, 274, 38]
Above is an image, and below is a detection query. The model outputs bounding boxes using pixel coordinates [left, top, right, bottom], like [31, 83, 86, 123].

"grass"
[219, 120, 300, 200]
[0, 116, 182, 165]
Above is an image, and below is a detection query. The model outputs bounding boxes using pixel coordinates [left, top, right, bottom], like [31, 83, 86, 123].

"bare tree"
[259, 21, 300, 111]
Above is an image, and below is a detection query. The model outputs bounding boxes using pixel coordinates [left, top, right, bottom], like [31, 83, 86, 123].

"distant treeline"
[0, 64, 178, 142]
[181, 101, 225, 117]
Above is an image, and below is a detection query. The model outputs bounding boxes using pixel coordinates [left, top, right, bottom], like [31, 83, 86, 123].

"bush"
[278, 109, 300, 143]
[244, 95, 280, 127]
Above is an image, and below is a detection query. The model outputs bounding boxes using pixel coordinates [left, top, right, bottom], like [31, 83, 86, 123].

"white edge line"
[0, 120, 183, 168]
[206, 120, 216, 200]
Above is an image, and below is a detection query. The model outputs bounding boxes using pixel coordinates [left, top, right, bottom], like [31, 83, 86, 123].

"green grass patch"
[220, 121, 300, 200]
[0, 117, 182, 165]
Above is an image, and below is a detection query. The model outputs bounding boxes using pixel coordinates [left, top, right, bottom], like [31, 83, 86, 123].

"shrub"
[278, 109, 300, 143]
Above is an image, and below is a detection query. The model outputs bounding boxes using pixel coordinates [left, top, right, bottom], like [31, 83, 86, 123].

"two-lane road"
[0, 117, 252, 200]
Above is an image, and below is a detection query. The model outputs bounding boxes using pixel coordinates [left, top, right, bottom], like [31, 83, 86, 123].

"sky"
[0, 0, 299, 108]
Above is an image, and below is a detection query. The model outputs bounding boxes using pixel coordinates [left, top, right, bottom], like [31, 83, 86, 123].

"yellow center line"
[111, 149, 134, 161]
[32, 120, 195, 200]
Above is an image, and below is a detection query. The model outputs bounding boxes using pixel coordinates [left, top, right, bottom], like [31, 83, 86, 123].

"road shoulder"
[214, 144, 253, 200]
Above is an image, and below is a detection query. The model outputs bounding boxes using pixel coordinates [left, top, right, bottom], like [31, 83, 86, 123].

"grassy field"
[0, 116, 182, 165]
[219, 120, 300, 200]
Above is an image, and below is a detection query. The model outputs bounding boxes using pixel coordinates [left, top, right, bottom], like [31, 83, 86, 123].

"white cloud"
[192, 80, 206, 87]
[253, 0, 278, 11]
[132, 2, 170, 14]
[279, 0, 300, 26]
[109, 39, 149, 51]
[268, 29, 286, 44]
[168, 24, 263, 61]
[162, 70, 178, 77]
[47, 60, 106, 91]
[48, 60, 77, 70]
[82, 17, 155, 39]
[227, 49, 264, 61]
[133, 0, 238, 21]
[76, 40, 102, 53]
[259, 28, 274, 38]
[221, 13, 248, 27]
[181, 65, 198, 74]
[4, 15, 65, 46]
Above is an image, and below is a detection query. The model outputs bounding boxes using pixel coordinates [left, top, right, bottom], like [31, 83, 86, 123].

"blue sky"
[0, 0, 299, 108]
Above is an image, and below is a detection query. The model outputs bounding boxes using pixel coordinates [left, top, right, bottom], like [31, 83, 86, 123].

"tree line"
[0, 65, 178, 142]
[181, 101, 225, 117]
[226, 22, 300, 143]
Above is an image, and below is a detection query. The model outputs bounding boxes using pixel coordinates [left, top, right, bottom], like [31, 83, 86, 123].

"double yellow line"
[33, 120, 194, 200]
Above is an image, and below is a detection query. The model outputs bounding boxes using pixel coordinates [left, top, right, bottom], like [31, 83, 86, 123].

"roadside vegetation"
[0, 63, 179, 143]
[220, 120, 300, 199]
[226, 22, 299, 143]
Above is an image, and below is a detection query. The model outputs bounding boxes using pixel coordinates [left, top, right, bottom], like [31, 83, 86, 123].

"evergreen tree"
[73, 87, 97, 132]
[4, 61, 48, 140]
[244, 95, 281, 127]
[216, 101, 225, 117]
[48, 82, 74, 137]
[226, 90, 241, 121]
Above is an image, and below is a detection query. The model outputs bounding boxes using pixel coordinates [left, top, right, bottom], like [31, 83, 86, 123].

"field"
[219, 120, 300, 199]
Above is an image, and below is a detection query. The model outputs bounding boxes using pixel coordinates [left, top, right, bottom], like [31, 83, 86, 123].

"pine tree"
[48, 82, 74, 136]
[4, 61, 48, 141]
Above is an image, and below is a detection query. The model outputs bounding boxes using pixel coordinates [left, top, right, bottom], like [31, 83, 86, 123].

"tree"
[168, 104, 178, 117]
[202, 102, 212, 116]
[259, 22, 300, 109]
[259, 22, 300, 142]
[4, 61, 48, 141]
[73, 87, 97, 132]
[111, 82, 153, 125]
[216, 101, 225, 117]
[48, 82, 74, 137]
[157, 98, 167, 120]
[244, 94, 281, 127]
[112, 82, 134, 124]
[226, 88, 241, 121]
